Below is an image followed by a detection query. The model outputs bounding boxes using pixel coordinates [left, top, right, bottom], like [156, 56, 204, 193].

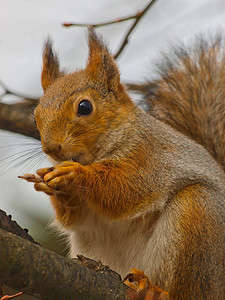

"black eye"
[77, 99, 93, 116]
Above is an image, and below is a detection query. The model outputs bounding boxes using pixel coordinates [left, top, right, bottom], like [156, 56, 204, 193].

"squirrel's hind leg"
[123, 268, 169, 300]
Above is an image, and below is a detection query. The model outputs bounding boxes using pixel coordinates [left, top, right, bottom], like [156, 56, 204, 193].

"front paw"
[35, 161, 85, 195]
[34, 181, 56, 196]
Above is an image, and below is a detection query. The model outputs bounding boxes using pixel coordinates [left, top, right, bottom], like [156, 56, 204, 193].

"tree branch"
[63, 0, 159, 59]
[0, 226, 134, 299]
[0, 210, 137, 299]
[0, 101, 40, 140]
[0, 209, 39, 245]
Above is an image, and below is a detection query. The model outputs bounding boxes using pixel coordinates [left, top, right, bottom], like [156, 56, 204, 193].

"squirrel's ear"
[41, 38, 61, 92]
[86, 27, 120, 92]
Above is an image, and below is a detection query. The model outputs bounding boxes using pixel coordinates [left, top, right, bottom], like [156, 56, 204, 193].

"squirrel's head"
[35, 28, 134, 164]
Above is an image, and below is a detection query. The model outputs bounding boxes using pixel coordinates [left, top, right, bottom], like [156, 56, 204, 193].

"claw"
[18, 173, 43, 183]
[34, 182, 55, 195]
[36, 166, 55, 178]
[124, 269, 169, 300]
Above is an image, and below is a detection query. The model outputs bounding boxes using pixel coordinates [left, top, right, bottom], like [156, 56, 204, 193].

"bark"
[0, 226, 132, 299]
[0, 100, 40, 140]
[0, 209, 39, 245]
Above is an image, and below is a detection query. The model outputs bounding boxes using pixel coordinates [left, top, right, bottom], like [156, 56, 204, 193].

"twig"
[63, 14, 137, 28]
[125, 82, 150, 94]
[63, 0, 159, 59]
[0, 291, 24, 300]
[114, 0, 158, 59]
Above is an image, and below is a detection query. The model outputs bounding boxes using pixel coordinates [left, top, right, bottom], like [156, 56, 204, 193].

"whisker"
[0, 142, 41, 150]
[73, 126, 102, 138]
[0, 153, 44, 177]
[67, 118, 123, 142]
[0, 146, 42, 164]
[0, 148, 44, 176]
[66, 118, 83, 137]
[1, 148, 42, 168]
[36, 215, 55, 241]
[19, 151, 46, 174]
[67, 125, 111, 147]
[0, 133, 38, 139]
[33, 153, 48, 170]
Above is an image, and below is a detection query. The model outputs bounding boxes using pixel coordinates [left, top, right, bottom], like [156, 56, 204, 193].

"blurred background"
[0, 0, 225, 297]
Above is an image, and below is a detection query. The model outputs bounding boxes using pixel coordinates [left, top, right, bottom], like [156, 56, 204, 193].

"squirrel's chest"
[65, 211, 176, 285]
[68, 217, 146, 276]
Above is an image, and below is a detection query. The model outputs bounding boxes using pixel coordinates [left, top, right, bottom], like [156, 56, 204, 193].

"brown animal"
[24, 29, 225, 299]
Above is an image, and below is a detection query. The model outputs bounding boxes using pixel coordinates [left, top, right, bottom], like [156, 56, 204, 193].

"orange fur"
[32, 28, 225, 298]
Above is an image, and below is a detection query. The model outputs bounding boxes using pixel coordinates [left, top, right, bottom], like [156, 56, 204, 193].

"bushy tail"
[127, 35, 225, 171]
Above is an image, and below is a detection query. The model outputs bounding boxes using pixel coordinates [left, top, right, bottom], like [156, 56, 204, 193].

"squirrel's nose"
[42, 141, 61, 156]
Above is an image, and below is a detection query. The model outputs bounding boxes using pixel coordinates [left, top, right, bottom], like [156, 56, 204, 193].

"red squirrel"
[22, 29, 225, 298]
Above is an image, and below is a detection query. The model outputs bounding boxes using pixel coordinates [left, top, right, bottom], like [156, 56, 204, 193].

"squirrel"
[23, 28, 225, 299]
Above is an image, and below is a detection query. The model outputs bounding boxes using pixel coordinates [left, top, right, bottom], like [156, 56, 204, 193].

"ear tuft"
[86, 27, 121, 93]
[88, 26, 108, 54]
[41, 38, 61, 92]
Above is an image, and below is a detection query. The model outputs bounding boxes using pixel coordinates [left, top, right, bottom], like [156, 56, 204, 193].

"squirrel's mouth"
[47, 154, 80, 164]
[48, 151, 91, 165]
